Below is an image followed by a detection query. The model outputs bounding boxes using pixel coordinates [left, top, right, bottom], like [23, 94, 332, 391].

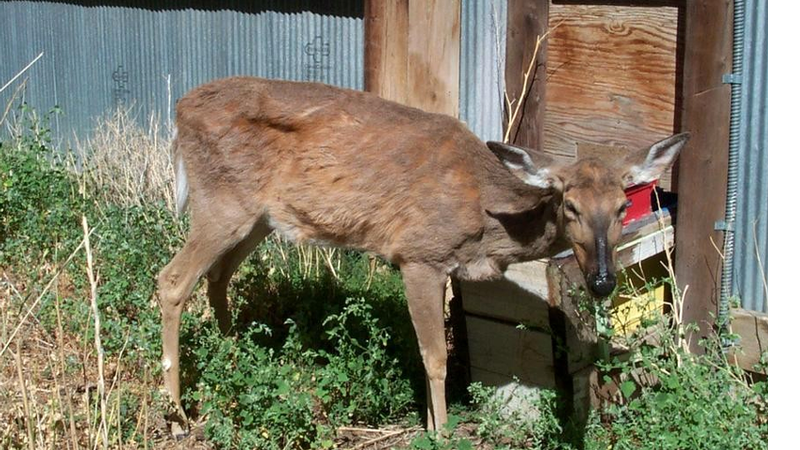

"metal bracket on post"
[714, 220, 734, 232]
[722, 73, 742, 85]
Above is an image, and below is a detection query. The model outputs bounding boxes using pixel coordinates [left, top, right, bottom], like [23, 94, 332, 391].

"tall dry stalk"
[752, 221, 768, 300]
[0, 237, 89, 359]
[82, 216, 108, 450]
[54, 290, 81, 450]
[653, 189, 692, 357]
[13, 341, 36, 450]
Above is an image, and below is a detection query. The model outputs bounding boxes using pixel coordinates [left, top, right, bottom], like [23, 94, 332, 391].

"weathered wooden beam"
[364, 0, 460, 117]
[364, 0, 409, 105]
[505, 0, 549, 149]
[408, 0, 461, 116]
[675, 0, 733, 354]
[728, 309, 768, 373]
[465, 315, 556, 389]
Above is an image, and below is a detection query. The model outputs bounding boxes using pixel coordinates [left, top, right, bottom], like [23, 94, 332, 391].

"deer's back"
[175, 77, 492, 265]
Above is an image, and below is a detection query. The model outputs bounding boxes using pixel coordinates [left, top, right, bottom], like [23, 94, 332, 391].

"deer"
[157, 76, 688, 433]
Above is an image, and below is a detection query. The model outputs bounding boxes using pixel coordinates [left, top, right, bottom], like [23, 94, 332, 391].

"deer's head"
[488, 133, 688, 297]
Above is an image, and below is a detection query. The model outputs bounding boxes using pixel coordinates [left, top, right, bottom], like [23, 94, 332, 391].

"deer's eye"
[618, 200, 632, 217]
[565, 200, 580, 217]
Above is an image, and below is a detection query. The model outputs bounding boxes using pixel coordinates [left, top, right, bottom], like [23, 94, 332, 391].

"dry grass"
[74, 107, 175, 212]
[2, 236, 150, 449]
[1, 105, 181, 448]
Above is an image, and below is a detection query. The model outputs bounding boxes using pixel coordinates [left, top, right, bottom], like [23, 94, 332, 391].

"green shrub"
[187, 298, 414, 449]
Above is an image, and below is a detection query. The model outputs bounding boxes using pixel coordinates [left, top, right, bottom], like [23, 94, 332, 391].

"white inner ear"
[520, 168, 553, 189]
[627, 139, 683, 186]
[626, 164, 657, 186]
[497, 146, 553, 189]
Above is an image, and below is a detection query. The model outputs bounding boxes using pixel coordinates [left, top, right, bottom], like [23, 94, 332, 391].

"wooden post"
[505, 0, 549, 149]
[675, 0, 733, 353]
[364, 0, 460, 116]
[365, 0, 409, 105]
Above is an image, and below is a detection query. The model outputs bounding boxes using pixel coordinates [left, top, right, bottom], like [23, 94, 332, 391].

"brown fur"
[157, 76, 687, 432]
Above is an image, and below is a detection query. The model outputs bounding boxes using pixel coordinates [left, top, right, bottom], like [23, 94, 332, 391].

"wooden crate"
[461, 260, 556, 414]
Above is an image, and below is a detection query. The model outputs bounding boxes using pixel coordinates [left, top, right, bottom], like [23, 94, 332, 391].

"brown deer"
[158, 76, 687, 432]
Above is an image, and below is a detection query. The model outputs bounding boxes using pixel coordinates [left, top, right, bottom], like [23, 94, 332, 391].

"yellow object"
[610, 284, 665, 336]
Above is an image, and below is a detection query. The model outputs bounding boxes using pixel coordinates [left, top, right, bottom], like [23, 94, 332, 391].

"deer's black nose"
[589, 272, 617, 297]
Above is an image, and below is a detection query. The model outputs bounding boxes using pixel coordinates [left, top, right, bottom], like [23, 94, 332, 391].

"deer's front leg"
[401, 263, 448, 431]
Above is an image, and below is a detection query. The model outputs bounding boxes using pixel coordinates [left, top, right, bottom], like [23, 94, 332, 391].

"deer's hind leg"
[206, 221, 272, 334]
[157, 207, 261, 423]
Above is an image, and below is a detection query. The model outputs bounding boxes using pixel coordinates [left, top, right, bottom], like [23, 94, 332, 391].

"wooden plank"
[461, 260, 550, 329]
[545, 3, 682, 187]
[616, 224, 674, 269]
[364, 0, 409, 105]
[504, 260, 551, 299]
[407, 0, 461, 116]
[505, 0, 549, 150]
[547, 259, 597, 374]
[571, 365, 602, 424]
[675, 0, 733, 353]
[728, 309, 768, 373]
[465, 315, 556, 388]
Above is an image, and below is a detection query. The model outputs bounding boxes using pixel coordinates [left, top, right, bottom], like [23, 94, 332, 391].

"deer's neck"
[454, 191, 568, 281]
[490, 200, 567, 263]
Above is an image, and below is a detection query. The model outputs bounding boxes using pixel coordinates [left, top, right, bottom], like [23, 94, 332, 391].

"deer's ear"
[487, 141, 560, 190]
[621, 133, 689, 186]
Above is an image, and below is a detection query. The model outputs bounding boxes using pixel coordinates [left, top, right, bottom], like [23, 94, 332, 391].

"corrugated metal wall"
[459, 0, 506, 142]
[0, 1, 364, 147]
[732, 0, 768, 313]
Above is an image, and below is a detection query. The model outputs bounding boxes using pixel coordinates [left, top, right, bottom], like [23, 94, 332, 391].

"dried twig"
[55, 280, 81, 450]
[352, 428, 411, 450]
[13, 341, 36, 450]
[503, 21, 562, 144]
[82, 215, 108, 450]
[0, 51, 43, 94]
[752, 221, 768, 299]
[338, 426, 385, 435]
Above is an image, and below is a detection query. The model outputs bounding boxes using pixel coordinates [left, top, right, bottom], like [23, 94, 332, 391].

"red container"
[623, 181, 657, 226]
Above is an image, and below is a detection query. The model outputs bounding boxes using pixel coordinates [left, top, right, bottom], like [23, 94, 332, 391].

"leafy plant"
[585, 280, 768, 450]
[186, 298, 414, 449]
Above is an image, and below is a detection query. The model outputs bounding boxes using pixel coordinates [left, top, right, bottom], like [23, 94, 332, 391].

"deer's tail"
[172, 130, 189, 216]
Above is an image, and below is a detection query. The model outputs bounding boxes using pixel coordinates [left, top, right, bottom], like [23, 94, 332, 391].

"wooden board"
[461, 260, 550, 329]
[545, 2, 682, 189]
[465, 315, 556, 388]
[675, 0, 733, 354]
[505, 0, 549, 150]
[728, 309, 768, 373]
[364, 0, 409, 105]
[546, 259, 597, 374]
[364, 0, 460, 117]
[616, 222, 674, 269]
[408, 0, 461, 116]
